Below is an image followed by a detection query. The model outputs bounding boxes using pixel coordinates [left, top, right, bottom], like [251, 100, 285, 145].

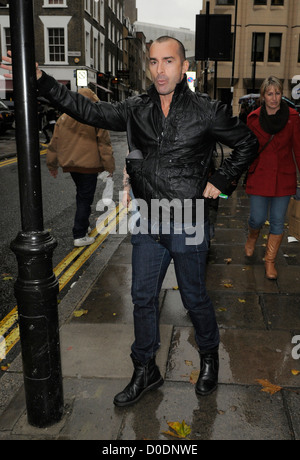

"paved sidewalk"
[0, 185, 299, 441]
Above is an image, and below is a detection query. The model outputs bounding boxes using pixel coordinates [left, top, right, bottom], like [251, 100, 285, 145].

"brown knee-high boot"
[245, 227, 260, 257]
[264, 233, 284, 280]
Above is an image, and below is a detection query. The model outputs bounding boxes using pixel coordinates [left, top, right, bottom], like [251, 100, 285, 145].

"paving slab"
[118, 382, 292, 441]
[60, 323, 173, 379]
[262, 293, 300, 330]
[205, 264, 279, 293]
[160, 289, 266, 330]
[165, 326, 298, 387]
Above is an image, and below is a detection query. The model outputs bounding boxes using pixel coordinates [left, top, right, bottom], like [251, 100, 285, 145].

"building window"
[4, 27, 11, 53]
[93, 0, 99, 21]
[84, 0, 91, 14]
[268, 33, 282, 62]
[216, 0, 235, 4]
[254, 0, 266, 5]
[252, 33, 265, 62]
[48, 28, 65, 62]
[100, 0, 105, 27]
[271, 0, 284, 5]
[44, 0, 67, 6]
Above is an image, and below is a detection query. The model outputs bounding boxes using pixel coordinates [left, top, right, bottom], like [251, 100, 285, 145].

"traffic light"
[111, 77, 118, 84]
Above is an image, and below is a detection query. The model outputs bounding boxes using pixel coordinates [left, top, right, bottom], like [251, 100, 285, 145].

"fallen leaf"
[185, 360, 193, 366]
[73, 309, 88, 317]
[189, 370, 199, 384]
[263, 234, 268, 240]
[172, 286, 179, 290]
[256, 379, 282, 395]
[224, 258, 232, 264]
[291, 369, 300, 376]
[217, 307, 227, 312]
[162, 420, 191, 439]
[238, 298, 246, 303]
[223, 283, 233, 288]
[2, 276, 13, 281]
[1, 364, 10, 371]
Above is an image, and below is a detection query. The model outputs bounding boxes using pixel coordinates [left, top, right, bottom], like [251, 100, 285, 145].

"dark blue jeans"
[248, 195, 291, 235]
[130, 221, 220, 363]
[70, 172, 98, 239]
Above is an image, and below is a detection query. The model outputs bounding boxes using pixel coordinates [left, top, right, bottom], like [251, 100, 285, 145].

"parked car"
[0, 99, 14, 134]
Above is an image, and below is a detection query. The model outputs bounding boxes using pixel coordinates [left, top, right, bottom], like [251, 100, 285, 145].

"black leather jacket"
[38, 73, 259, 209]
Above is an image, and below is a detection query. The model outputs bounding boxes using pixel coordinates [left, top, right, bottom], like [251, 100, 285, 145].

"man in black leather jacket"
[1, 36, 259, 407]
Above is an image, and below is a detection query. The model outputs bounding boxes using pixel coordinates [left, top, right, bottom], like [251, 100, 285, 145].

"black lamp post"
[8, 0, 63, 428]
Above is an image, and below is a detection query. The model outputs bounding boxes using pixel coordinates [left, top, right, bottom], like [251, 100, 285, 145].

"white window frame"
[100, 0, 105, 28]
[84, 0, 91, 15]
[40, 16, 71, 65]
[92, 0, 99, 21]
[92, 26, 99, 70]
[84, 19, 92, 67]
[99, 32, 105, 73]
[43, 0, 67, 7]
[0, 16, 10, 56]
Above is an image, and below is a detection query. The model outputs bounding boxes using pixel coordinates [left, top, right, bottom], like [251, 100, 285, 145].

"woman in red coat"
[245, 76, 300, 279]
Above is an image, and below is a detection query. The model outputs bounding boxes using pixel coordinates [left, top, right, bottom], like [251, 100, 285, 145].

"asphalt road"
[0, 129, 128, 324]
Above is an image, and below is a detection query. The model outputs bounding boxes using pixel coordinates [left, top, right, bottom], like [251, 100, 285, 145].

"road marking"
[0, 203, 128, 363]
[0, 148, 47, 168]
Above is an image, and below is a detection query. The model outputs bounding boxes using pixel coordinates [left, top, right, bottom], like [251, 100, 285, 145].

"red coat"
[246, 107, 300, 196]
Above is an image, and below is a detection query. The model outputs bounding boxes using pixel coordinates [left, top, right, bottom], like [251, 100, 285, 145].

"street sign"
[76, 69, 88, 87]
[186, 71, 196, 92]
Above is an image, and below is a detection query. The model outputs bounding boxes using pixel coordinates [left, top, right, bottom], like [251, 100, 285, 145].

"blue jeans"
[248, 195, 291, 235]
[130, 221, 220, 363]
[70, 172, 98, 239]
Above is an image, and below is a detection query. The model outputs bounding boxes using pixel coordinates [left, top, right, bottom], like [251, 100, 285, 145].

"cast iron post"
[8, 0, 64, 427]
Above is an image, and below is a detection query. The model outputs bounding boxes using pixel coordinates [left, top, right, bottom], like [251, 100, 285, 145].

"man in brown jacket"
[46, 88, 115, 247]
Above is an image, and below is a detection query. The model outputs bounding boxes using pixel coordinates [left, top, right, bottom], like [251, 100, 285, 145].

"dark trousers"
[130, 220, 220, 363]
[70, 172, 98, 239]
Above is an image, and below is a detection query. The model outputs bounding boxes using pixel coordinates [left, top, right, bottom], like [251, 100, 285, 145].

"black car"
[0, 99, 14, 134]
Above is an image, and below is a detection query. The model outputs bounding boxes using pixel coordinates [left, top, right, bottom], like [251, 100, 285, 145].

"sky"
[135, 0, 203, 31]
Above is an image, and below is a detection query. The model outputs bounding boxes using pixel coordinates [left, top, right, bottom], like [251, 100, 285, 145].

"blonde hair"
[260, 76, 283, 100]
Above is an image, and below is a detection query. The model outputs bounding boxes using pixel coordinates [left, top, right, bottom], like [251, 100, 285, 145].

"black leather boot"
[195, 350, 219, 396]
[113, 354, 164, 407]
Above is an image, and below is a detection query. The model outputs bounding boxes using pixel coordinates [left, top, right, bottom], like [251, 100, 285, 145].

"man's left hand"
[203, 182, 221, 200]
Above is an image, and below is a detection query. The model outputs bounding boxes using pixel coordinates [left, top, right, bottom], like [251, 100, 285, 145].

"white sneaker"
[74, 236, 95, 247]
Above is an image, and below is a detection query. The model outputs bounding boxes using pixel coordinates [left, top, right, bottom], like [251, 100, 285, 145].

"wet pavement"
[0, 184, 300, 441]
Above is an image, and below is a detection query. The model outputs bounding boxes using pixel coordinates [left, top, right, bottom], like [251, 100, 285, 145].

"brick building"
[0, 0, 145, 101]
[198, 0, 300, 114]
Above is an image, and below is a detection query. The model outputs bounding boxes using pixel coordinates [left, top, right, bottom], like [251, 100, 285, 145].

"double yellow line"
[0, 203, 128, 363]
[0, 147, 47, 169]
